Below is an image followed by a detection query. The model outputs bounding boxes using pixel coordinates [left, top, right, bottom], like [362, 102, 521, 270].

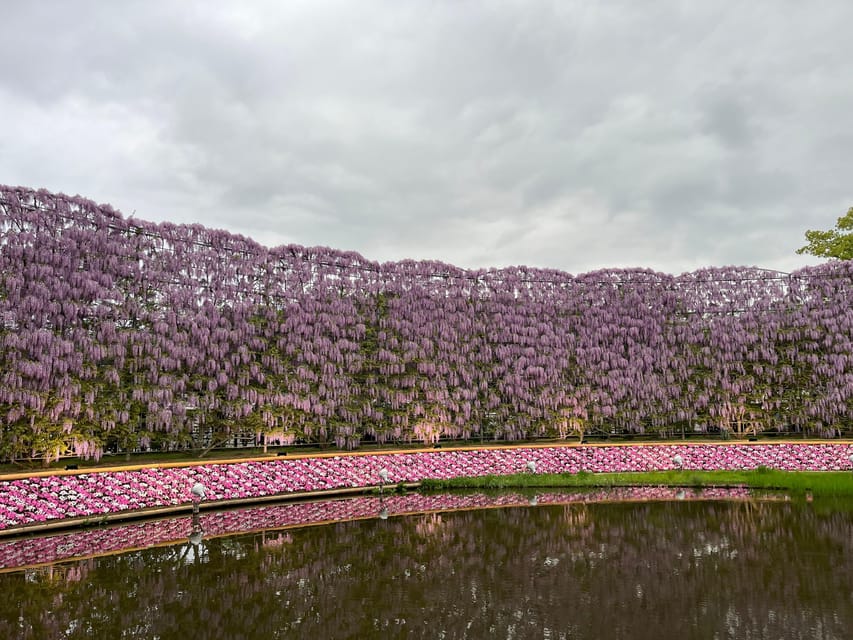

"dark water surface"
[2, 496, 852, 639]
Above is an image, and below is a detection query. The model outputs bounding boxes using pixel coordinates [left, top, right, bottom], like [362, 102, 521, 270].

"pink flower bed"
[0, 443, 851, 532]
[0, 487, 758, 570]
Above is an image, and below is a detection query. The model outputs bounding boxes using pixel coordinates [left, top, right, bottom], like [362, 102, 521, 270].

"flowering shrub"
[0, 486, 759, 570]
[1, 187, 851, 464]
[1, 443, 851, 532]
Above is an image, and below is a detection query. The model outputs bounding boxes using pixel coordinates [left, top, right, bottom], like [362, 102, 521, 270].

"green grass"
[420, 470, 853, 497]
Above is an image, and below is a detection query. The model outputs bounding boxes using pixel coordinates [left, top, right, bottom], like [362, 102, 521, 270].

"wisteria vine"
[0, 186, 851, 463]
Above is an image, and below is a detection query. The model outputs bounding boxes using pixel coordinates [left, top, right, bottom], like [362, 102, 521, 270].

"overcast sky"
[2, 1, 851, 276]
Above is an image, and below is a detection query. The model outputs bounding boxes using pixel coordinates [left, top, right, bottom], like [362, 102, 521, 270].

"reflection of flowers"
[0, 486, 771, 570]
[261, 532, 292, 548]
[415, 513, 444, 538]
[3, 492, 849, 640]
[0, 443, 851, 531]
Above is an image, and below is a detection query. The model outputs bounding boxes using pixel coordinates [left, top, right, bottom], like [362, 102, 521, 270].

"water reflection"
[2, 496, 852, 639]
[0, 487, 758, 569]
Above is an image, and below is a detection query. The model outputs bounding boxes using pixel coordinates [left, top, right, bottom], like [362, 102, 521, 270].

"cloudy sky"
[2, 0, 851, 276]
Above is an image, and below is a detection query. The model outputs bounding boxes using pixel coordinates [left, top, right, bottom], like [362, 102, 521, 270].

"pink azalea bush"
[1, 443, 852, 532]
[0, 486, 757, 570]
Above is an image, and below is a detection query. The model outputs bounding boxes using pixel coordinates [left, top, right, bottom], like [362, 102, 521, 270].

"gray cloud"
[2, 0, 851, 275]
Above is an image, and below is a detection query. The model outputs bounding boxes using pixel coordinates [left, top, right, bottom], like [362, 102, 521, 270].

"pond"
[1, 490, 852, 639]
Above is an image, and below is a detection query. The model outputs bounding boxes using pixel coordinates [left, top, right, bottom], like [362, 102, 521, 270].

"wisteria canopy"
[0, 186, 851, 463]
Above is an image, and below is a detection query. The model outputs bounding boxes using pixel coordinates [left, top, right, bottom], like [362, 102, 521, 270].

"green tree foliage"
[797, 207, 853, 260]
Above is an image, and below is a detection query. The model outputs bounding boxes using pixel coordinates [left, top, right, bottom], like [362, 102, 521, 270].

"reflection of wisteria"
[1, 498, 852, 639]
[3, 442, 853, 531]
[0, 487, 758, 570]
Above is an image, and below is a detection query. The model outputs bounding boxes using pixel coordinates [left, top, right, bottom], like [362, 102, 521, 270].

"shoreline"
[2, 441, 852, 537]
[2, 438, 848, 481]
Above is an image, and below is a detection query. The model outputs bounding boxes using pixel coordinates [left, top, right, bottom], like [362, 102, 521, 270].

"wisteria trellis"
[0, 186, 851, 463]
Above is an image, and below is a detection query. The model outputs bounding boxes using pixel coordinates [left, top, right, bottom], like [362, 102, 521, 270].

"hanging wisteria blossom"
[0, 186, 851, 463]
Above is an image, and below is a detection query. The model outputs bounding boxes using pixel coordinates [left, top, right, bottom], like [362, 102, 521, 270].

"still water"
[1, 492, 852, 639]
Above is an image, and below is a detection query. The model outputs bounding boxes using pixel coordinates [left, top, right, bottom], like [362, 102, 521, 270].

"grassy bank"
[420, 469, 853, 497]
